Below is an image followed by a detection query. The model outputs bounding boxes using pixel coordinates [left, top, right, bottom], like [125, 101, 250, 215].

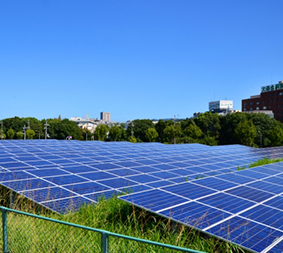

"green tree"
[200, 136, 218, 146]
[194, 111, 221, 138]
[219, 112, 247, 145]
[6, 128, 15, 139]
[268, 125, 283, 147]
[184, 124, 203, 140]
[81, 128, 91, 141]
[0, 133, 6, 139]
[95, 124, 109, 141]
[235, 120, 257, 146]
[164, 124, 182, 144]
[127, 119, 154, 142]
[145, 128, 158, 142]
[155, 120, 166, 142]
[109, 125, 121, 141]
[128, 136, 137, 143]
[17, 131, 23, 139]
[45, 118, 83, 140]
[26, 129, 35, 139]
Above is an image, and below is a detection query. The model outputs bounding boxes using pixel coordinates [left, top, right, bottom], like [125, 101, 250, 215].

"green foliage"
[81, 128, 92, 141]
[163, 124, 182, 144]
[128, 136, 137, 143]
[46, 118, 83, 140]
[127, 119, 154, 142]
[268, 125, 283, 146]
[109, 125, 121, 141]
[145, 128, 158, 142]
[0, 133, 6, 139]
[26, 129, 35, 139]
[5, 194, 244, 253]
[219, 112, 247, 145]
[184, 124, 203, 140]
[6, 128, 15, 139]
[154, 120, 166, 142]
[95, 124, 109, 141]
[234, 119, 257, 146]
[200, 136, 218, 146]
[17, 131, 24, 139]
[249, 157, 283, 168]
[194, 111, 221, 138]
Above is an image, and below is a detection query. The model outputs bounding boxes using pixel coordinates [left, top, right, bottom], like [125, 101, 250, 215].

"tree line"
[1, 112, 283, 147]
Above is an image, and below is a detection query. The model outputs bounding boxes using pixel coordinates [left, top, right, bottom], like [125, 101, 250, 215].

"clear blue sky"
[1, 0, 282, 122]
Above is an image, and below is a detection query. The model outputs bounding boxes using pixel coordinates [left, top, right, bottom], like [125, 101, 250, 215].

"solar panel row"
[120, 163, 283, 253]
[0, 140, 283, 252]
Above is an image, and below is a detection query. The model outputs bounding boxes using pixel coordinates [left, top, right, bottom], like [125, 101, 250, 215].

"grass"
[5, 155, 283, 252]
[0, 193, 246, 253]
[237, 157, 283, 171]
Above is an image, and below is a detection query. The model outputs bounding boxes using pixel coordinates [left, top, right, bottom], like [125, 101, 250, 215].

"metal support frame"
[2, 209, 9, 253]
[101, 232, 109, 253]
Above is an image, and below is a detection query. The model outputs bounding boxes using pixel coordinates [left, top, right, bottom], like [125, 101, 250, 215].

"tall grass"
[0, 192, 245, 253]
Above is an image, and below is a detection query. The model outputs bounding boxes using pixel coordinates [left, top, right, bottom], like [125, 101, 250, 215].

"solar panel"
[120, 163, 283, 252]
[1, 140, 283, 252]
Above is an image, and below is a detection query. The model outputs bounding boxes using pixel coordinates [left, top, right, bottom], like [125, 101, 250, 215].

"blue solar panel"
[225, 186, 274, 202]
[160, 201, 231, 229]
[2, 140, 283, 252]
[193, 177, 238, 191]
[64, 182, 111, 194]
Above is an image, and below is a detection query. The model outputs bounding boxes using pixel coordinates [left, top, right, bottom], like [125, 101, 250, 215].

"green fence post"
[2, 209, 9, 253]
[101, 232, 109, 253]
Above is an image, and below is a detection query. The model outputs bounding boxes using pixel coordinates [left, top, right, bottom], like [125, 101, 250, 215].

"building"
[100, 112, 111, 122]
[70, 117, 101, 133]
[209, 100, 235, 115]
[209, 100, 233, 111]
[242, 80, 283, 122]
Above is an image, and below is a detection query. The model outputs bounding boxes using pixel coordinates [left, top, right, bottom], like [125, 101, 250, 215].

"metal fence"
[0, 206, 205, 253]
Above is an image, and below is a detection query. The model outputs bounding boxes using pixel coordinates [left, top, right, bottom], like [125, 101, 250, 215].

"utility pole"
[23, 125, 28, 140]
[131, 121, 134, 137]
[44, 120, 50, 139]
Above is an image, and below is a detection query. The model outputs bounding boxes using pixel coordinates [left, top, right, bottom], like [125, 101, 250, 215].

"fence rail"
[0, 206, 205, 253]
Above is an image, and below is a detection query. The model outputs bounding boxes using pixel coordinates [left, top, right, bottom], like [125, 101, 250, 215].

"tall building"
[100, 112, 111, 122]
[242, 80, 283, 122]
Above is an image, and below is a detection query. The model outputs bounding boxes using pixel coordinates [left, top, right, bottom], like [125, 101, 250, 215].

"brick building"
[242, 80, 283, 122]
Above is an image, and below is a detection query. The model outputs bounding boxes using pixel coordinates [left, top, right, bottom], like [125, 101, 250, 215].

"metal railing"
[0, 206, 205, 253]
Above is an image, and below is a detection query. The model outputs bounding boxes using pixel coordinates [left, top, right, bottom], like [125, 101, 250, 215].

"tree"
[45, 118, 83, 140]
[155, 120, 166, 142]
[235, 120, 257, 146]
[268, 125, 283, 147]
[109, 125, 121, 141]
[26, 129, 35, 139]
[17, 131, 23, 139]
[128, 136, 137, 143]
[81, 128, 91, 141]
[95, 124, 109, 141]
[184, 124, 203, 140]
[145, 128, 158, 142]
[194, 111, 221, 138]
[0, 133, 6, 139]
[126, 119, 154, 142]
[6, 128, 15, 139]
[200, 136, 218, 146]
[219, 112, 247, 145]
[164, 124, 182, 144]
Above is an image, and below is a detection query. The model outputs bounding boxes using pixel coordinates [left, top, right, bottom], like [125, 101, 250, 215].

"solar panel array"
[120, 162, 283, 252]
[1, 140, 283, 252]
